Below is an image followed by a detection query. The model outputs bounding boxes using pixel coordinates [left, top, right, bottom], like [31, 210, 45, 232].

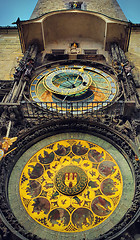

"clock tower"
[0, 1, 139, 240]
[30, 0, 127, 21]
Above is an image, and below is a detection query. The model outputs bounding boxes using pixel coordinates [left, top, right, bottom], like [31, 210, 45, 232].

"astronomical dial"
[8, 131, 135, 239]
[43, 68, 92, 96]
[30, 64, 118, 114]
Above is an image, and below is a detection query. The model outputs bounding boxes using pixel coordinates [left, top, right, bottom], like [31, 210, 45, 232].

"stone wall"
[0, 28, 22, 81]
[126, 25, 140, 97]
[30, 0, 127, 21]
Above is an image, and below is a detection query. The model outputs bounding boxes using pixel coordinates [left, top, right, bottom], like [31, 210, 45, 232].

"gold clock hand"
[73, 75, 79, 85]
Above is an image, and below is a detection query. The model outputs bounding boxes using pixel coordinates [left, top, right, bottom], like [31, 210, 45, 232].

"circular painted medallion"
[55, 165, 88, 195]
[18, 139, 123, 233]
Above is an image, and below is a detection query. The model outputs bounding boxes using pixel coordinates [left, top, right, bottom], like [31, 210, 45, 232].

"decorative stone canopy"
[17, 10, 130, 53]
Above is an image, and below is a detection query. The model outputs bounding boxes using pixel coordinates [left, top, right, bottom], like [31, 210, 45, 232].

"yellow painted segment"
[19, 139, 123, 232]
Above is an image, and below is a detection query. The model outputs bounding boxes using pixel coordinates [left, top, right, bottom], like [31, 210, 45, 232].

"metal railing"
[19, 101, 125, 119]
[0, 101, 125, 119]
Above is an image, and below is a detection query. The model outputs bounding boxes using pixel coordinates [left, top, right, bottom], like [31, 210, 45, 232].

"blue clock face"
[43, 68, 92, 96]
[30, 64, 118, 114]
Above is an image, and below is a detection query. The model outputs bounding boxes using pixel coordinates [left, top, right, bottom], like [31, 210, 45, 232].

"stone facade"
[0, 28, 22, 81]
[30, 0, 127, 21]
[126, 26, 140, 92]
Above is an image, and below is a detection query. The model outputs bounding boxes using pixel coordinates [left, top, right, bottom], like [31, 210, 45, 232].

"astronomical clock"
[0, 58, 139, 240]
[30, 63, 118, 114]
[0, 1, 139, 240]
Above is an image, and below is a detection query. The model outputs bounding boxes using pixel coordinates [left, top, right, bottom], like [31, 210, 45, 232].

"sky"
[0, 0, 140, 26]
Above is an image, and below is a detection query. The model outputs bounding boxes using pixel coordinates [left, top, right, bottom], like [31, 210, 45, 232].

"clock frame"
[30, 62, 118, 114]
